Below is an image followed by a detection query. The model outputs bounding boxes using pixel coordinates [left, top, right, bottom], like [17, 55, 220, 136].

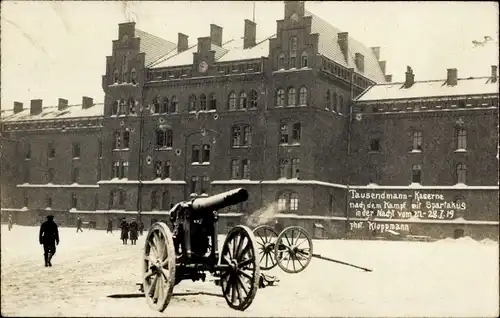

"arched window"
[200, 94, 207, 111]
[202, 144, 211, 163]
[278, 53, 285, 69]
[456, 163, 467, 184]
[170, 96, 178, 113]
[455, 128, 467, 150]
[113, 69, 119, 83]
[249, 90, 258, 108]
[333, 92, 338, 111]
[276, 88, 285, 106]
[130, 68, 137, 84]
[128, 98, 135, 114]
[301, 51, 308, 68]
[232, 126, 241, 147]
[111, 100, 118, 115]
[228, 92, 237, 110]
[152, 96, 160, 114]
[209, 93, 217, 110]
[287, 87, 296, 106]
[290, 37, 297, 53]
[162, 97, 169, 113]
[243, 126, 252, 146]
[325, 90, 331, 110]
[188, 95, 197, 112]
[239, 92, 247, 109]
[118, 99, 126, 114]
[299, 87, 308, 105]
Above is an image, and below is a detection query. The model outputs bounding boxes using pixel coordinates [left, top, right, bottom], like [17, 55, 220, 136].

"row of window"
[369, 128, 468, 152]
[147, 62, 263, 81]
[324, 90, 345, 113]
[23, 167, 82, 184]
[410, 163, 468, 184]
[111, 99, 138, 116]
[112, 161, 129, 179]
[276, 87, 308, 107]
[112, 67, 137, 84]
[25, 142, 85, 160]
[189, 176, 211, 195]
[360, 98, 498, 113]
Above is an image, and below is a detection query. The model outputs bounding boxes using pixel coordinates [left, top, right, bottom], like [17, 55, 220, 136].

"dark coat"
[120, 221, 129, 240]
[40, 220, 60, 244]
[129, 221, 138, 240]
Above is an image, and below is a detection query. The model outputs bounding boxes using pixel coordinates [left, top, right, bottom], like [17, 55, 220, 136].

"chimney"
[243, 19, 257, 49]
[371, 47, 381, 60]
[82, 96, 94, 109]
[404, 66, 415, 88]
[379, 61, 386, 74]
[284, 1, 305, 20]
[385, 74, 393, 83]
[178, 33, 189, 53]
[446, 68, 457, 86]
[338, 32, 349, 62]
[210, 24, 223, 47]
[491, 65, 498, 83]
[13, 102, 23, 114]
[355, 53, 365, 73]
[58, 98, 68, 111]
[30, 99, 43, 115]
[197, 37, 211, 53]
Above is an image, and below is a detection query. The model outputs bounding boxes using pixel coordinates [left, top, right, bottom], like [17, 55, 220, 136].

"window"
[231, 159, 240, 179]
[130, 68, 137, 84]
[209, 93, 217, 110]
[48, 142, 55, 159]
[151, 191, 159, 210]
[456, 128, 467, 149]
[231, 126, 241, 147]
[291, 158, 300, 178]
[152, 96, 160, 114]
[279, 159, 289, 178]
[242, 159, 250, 179]
[412, 131, 423, 150]
[25, 144, 31, 159]
[278, 193, 288, 211]
[114, 131, 121, 149]
[290, 193, 299, 211]
[228, 92, 237, 110]
[287, 88, 296, 106]
[170, 96, 178, 113]
[280, 124, 289, 143]
[71, 192, 78, 209]
[200, 94, 207, 111]
[277, 192, 299, 212]
[162, 97, 169, 113]
[119, 99, 126, 114]
[290, 56, 296, 68]
[299, 87, 308, 105]
[278, 53, 285, 69]
[249, 90, 258, 108]
[339, 95, 344, 113]
[112, 161, 120, 178]
[98, 140, 103, 158]
[456, 164, 467, 184]
[46, 196, 52, 208]
[23, 195, 29, 208]
[411, 164, 422, 184]
[156, 129, 173, 148]
[370, 138, 380, 152]
[71, 168, 79, 183]
[325, 90, 331, 109]
[48, 168, 54, 183]
[192, 145, 200, 163]
[333, 92, 338, 111]
[164, 161, 171, 178]
[123, 131, 130, 149]
[94, 194, 99, 210]
[239, 92, 247, 109]
[276, 89, 285, 106]
[117, 190, 125, 208]
[292, 123, 301, 143]
[189, 95, 197, 112]
[161, 191, 169, 210]
[243, 126, 252, 146]
[301, 51, 308, 68]
[202, 144, 210, 162]
[111, 101, 118, 115]
[290, 37, 297, 53]
[329, 194, 335, 213]
[121, 161, 129, 179]
[190, 176, 199, 194]
[113, 69, 119, 83]
[201, 176, 210, 194]
[155, 161, 162, 178]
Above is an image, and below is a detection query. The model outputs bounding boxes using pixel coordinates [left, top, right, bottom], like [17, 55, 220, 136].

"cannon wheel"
[274, 226, 313, 274]
[253, 225, 279, 270]
[220, 225, 261, 311]
[143, 222, 176, 312]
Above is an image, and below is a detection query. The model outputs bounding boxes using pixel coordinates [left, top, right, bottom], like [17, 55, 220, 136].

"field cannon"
[140, 188, 261, 313]
[253, 225, 373, 273]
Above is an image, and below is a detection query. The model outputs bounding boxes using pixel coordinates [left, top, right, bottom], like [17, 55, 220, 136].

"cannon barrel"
[191, 188, 248, 212]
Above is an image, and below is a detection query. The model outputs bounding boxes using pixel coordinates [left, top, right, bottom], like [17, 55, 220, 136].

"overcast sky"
[1, 1, 498, 110]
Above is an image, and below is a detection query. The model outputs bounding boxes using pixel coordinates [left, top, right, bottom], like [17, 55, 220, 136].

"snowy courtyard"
[1, 224, 498, 317]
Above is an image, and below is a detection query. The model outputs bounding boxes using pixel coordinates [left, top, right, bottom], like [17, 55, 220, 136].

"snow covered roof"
[151, 42, 231, 68]
[136, 29, 177, 67]
[217, 37, 272, 62]
[306, 10, 387, 83]
[356, 76, 499, 102]
[1, 103, 104, 123]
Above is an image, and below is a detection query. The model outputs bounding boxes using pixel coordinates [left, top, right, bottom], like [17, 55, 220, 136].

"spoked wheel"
[143, 222, 176, 312]
[274, 226, 313, 274]
[220, 225, 261, 311]
[253, 225, 279, 270]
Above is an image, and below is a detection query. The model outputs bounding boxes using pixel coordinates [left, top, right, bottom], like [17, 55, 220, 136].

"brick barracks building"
[1, 1, 498, 240]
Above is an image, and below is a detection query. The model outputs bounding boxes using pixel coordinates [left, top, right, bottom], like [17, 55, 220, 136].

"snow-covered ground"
[1, 225, 498, 317]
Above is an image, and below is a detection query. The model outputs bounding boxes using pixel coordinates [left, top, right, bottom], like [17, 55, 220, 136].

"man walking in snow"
[76, 217, 83, 233]
[39, 215, 60, 267]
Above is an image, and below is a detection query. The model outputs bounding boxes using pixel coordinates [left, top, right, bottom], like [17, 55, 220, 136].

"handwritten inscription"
[349, 221, 410, 233]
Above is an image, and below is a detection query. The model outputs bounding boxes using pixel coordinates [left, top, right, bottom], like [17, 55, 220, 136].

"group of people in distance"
[118, 217, 144, 245]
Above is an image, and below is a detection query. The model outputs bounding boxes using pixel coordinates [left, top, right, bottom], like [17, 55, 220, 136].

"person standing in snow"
[129, 218, 139, 245]
[106, 217, 113, 233]
[39, 215, 59, 267]
[8, 214, 13, 231]
[76, 217, 83, 233]
[120, 217, 129, 245]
